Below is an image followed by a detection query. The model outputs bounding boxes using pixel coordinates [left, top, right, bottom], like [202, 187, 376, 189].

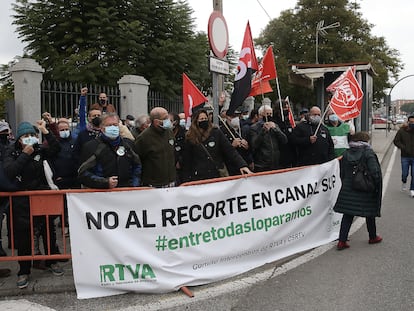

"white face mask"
[59, 130, 70, 139]
[22, 136, 39, 146]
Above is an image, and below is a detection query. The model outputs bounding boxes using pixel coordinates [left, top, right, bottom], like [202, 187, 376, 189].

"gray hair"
[258, 104, 272, 116]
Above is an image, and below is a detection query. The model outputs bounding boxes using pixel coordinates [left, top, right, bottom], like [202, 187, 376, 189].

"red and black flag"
[227, 22, 258, 116]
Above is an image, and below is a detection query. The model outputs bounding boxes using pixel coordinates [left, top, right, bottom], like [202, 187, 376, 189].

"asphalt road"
[2, 143, 414, 311]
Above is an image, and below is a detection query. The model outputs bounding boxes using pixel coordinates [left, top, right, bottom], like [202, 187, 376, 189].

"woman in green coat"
[334, 131, 383, 250]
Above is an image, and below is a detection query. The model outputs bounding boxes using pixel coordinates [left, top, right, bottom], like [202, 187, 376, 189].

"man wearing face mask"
[291, 106, 335, 166]
[90, 92, 116, 114]
[3, 120, 64, 289]
[249, 105, 288, 172]
[73, 109, 102, 159]
[325, 111, 352, 157]
[134, 107, 176, 187]
[393, 115, 414, 197]
[78, 113, 141, 189]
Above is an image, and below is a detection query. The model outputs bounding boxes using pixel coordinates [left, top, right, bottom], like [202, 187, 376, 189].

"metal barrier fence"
[0, 169, 300, 263]
[41, 81, 183, 120]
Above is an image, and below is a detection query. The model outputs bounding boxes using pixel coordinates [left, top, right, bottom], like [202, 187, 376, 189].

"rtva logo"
[100, 264, 156, 282]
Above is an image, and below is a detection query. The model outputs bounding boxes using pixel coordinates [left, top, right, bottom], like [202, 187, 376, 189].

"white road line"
[122, 149, 398, 311]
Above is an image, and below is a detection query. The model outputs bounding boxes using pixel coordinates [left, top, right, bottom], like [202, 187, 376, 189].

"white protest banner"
[67, 159, 342, 299]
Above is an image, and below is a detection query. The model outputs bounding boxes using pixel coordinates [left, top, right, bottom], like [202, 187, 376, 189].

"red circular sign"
[208, 11, 229, 59]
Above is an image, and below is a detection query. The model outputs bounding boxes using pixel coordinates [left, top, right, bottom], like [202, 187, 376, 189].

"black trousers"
[339, 214, 377, 242]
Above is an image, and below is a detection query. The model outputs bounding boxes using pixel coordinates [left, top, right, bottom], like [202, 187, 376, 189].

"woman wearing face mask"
[291, 106, 335, 166]
[78, 113, 141, 189]
[325, 111, 352, 157]
[3, 120, 64, 289]
[182, 109, 252, 182]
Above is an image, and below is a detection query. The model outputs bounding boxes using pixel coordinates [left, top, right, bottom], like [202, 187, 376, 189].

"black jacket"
[334, 146, 382, 217]
[182, 128, 247, 181]
[78, 136, 141, 189]
[3, 132, 61, 226]
[249, 120, 288, 172]
[290, 121, 335, 166]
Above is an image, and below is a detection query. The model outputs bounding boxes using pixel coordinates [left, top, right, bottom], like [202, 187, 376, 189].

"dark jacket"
[290, 121, 335, 166]
[51, 134, 80, 189]
[274, 114, 298, 168]
[182, 128, 247, 181]
[393, 125, 414, 157]
[78, 136, 141, 189]
[3, 133, 61, 226]
[134, 125, 176, 187]
[334, 146, 382, 217]
[249, 120, 288, 172]
[219, 122, 253, 175]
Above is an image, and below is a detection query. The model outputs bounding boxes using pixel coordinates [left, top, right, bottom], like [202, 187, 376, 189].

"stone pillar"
[10, 58, 44, 126]
[117, 75, 150, 118]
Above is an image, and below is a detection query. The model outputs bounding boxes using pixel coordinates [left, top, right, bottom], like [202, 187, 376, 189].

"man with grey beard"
[290, 106, 335, 166]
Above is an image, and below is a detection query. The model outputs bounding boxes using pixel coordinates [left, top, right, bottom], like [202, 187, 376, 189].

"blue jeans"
[401, 157, 414, 190]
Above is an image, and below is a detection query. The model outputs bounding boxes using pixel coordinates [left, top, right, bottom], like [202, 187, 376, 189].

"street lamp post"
[315, 20, 340, 64]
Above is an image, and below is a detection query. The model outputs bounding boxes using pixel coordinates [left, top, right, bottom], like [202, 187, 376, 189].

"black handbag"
[351, 151, 375, 192]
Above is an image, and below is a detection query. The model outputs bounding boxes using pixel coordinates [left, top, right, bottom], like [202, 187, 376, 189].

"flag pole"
[205, 102, 240, 140]
[314, 102, 331, 135]
[275, 77, 284, 122]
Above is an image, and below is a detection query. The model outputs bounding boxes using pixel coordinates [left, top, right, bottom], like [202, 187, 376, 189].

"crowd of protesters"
[0, 89, 386, 288]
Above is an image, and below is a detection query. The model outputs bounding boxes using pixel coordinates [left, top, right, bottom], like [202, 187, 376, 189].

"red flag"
[326, 66, 364, 121]
[182, 73, 208, 118]
[249, 80, 273, 97]
[252, 46, 277, 83]
[227, 22, 258, 116]
[285, 96, 296, 128]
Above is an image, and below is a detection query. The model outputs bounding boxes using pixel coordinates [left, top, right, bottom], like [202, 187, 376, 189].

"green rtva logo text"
[100, 264, 156, 284]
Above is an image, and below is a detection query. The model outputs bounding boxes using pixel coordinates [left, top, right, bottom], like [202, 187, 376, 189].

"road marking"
[121, 149, 398, 311]
[0, 299, 55, 311]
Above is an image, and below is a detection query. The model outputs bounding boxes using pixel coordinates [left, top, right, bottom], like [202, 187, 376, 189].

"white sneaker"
[402, 182, 407, 191]
[410, 190, 414, 198]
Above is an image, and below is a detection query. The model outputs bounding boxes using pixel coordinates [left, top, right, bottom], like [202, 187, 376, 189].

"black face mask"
[198, 120, 209, 130]
[99, 99, 107, 106]
[92, 116, 101, 127]
[265, 115, 273, 122]
[283, 110, 289, 117]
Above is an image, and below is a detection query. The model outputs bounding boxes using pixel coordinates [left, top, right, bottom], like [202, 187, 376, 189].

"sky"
[1, 0, 414, 100]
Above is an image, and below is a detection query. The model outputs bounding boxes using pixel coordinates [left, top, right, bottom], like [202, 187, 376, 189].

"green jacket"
[334, 146, 382, 217]
[134, 125, 176, 187]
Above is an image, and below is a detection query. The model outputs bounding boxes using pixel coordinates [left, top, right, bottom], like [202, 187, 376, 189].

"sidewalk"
[0, 129, 397, 298]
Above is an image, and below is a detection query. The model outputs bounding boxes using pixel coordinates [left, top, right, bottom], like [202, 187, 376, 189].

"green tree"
[12, 0, 209, 96]
[255, 0, 403, 105]
[400, 103, 414, 115]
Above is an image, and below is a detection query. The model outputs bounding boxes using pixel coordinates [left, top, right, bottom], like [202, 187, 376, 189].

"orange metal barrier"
[0, 187, 150, 263]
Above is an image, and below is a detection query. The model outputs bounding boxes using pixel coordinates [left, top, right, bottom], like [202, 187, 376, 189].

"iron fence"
[41, 81, 120, 121]
[41, 81, 184, 121]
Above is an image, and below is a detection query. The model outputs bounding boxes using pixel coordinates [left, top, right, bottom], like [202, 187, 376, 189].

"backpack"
[351, 151, 375, 192]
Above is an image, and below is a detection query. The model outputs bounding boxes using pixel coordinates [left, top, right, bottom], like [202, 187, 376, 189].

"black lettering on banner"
[125, 210, 156, 228]
[86, 211, 119, 230]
